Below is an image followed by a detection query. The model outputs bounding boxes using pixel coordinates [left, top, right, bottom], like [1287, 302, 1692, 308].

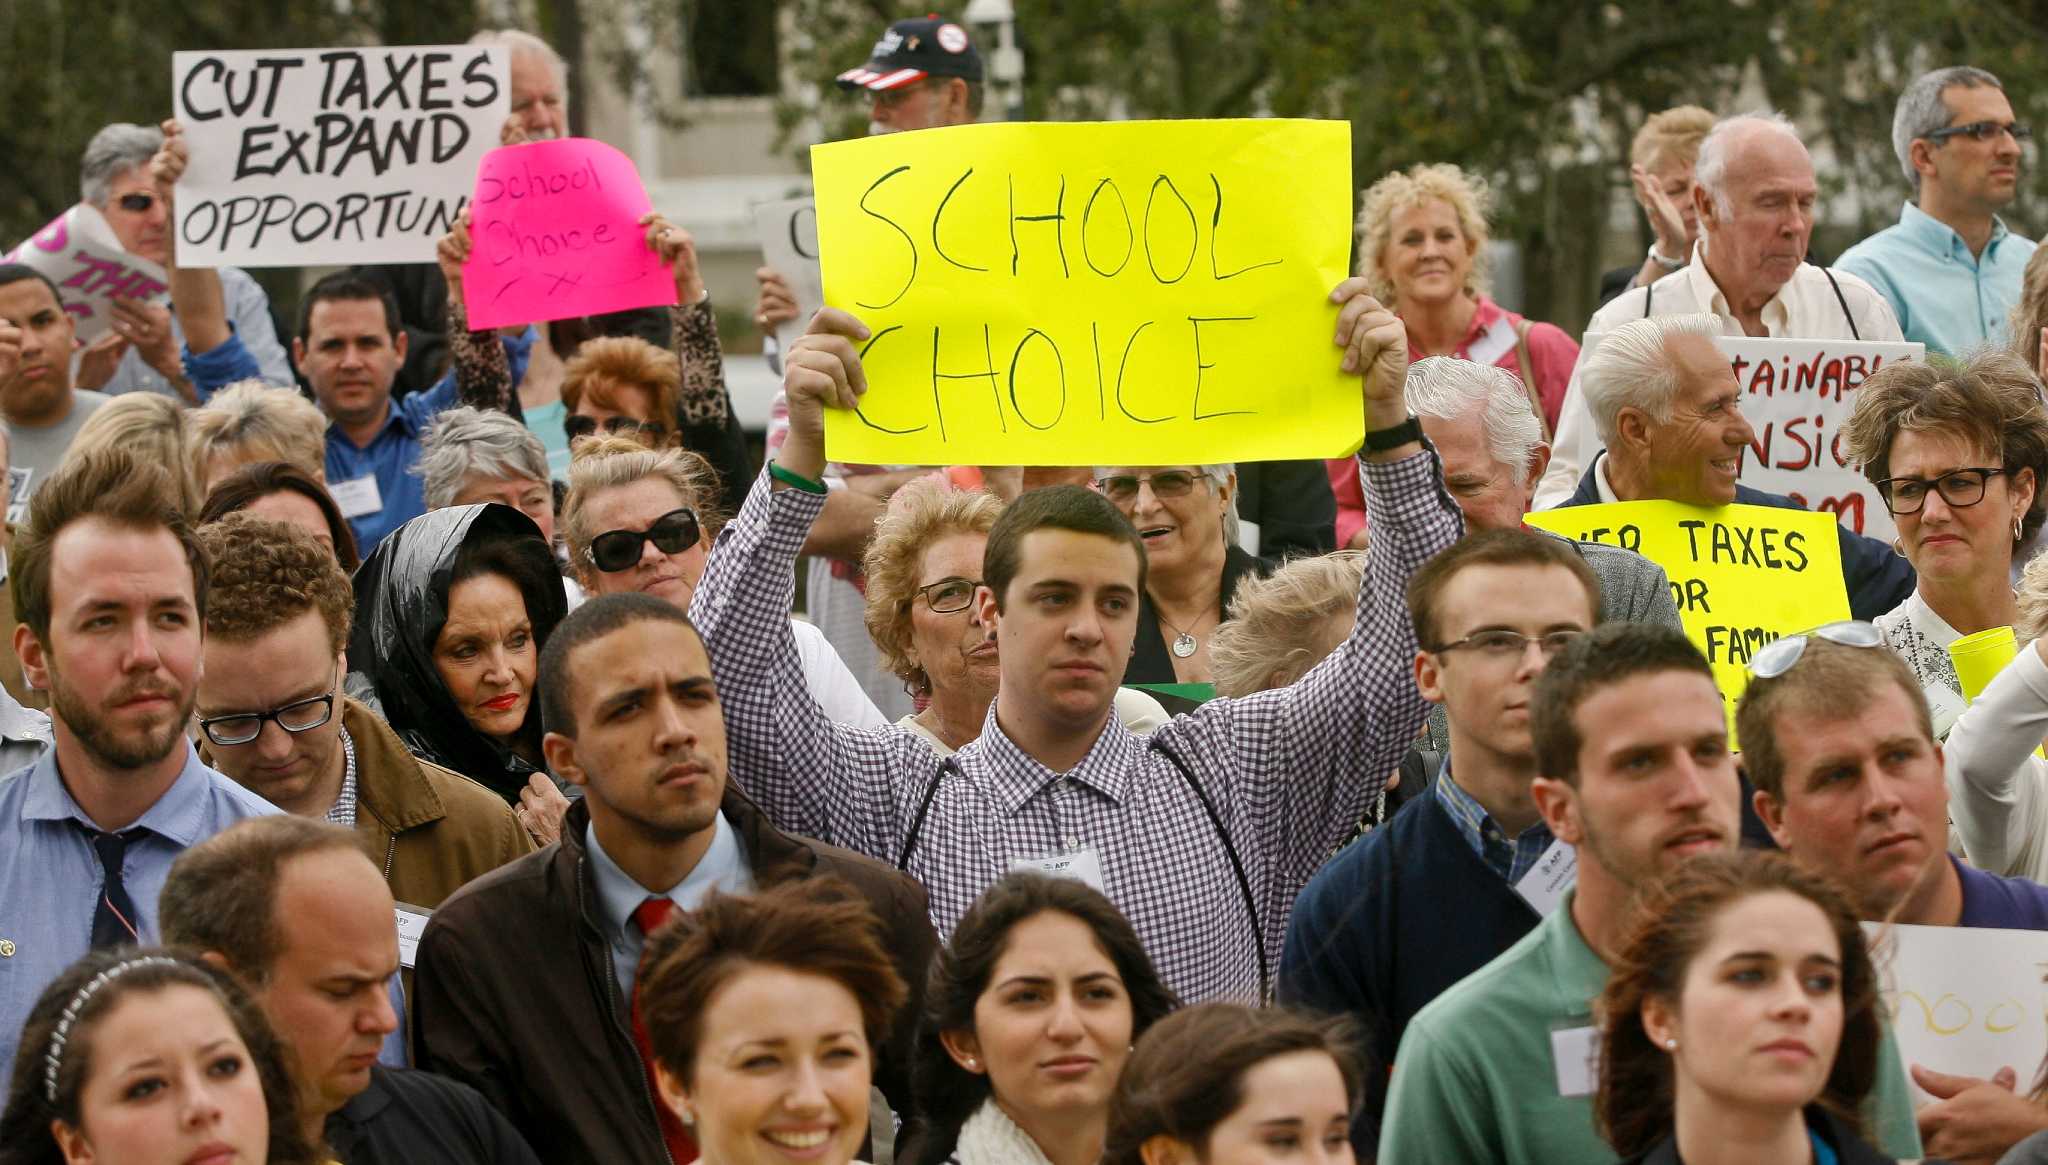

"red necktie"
[632, 896, 699, 1163]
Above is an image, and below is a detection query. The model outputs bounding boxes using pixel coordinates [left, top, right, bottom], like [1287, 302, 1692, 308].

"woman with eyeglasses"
[1595, 851, 1897, 1165]
[561, 438, 886, 728]
[1092, 465, 1262, 687]
[350, 502, 570, 806]
[863, 480, 1169, 754]
[1842, 351, 2048, 734]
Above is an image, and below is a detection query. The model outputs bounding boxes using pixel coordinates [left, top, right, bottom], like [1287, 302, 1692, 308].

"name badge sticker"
[1514, 840, 1578, 918]
[330, 474, 383, 519]
[1549, 1021, 1599, 1098]
[394, 904, 431, 970]
[1011, 847, 1106, 893]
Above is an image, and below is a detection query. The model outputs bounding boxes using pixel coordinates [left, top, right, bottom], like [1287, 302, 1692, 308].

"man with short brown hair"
[0, 446, 276, 1088]
[195, 512, 531, 913]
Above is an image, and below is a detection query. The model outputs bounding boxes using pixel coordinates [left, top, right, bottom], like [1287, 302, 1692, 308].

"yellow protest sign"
[1524, 501, 1851, 734]
[809, 119, 1357, 465]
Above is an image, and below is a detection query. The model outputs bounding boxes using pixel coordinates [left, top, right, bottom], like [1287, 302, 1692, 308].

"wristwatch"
[1362, 415, 1425, 452]
[1647, 242, 1685, 272]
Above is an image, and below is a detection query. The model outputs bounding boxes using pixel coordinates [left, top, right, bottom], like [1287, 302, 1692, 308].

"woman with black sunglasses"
[560, 438, 887, 728]
[1842, 351, 2048, 735]
[349, 502, 570, 807]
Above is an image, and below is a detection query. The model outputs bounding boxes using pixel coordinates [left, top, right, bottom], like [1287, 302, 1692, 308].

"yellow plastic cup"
[1950, 626, 2019, 703]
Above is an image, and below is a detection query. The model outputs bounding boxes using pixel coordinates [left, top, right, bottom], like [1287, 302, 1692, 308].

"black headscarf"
[349, 503, 569, 803]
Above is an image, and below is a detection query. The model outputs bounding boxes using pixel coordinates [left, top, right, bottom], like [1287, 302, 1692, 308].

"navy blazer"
[1553, 460, 1915, 623]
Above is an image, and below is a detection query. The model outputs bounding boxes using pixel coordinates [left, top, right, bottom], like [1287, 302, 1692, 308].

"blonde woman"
[65, 391, 202, 515]
[1210, 551, 1367, 698]
[185, 380, 328, 492]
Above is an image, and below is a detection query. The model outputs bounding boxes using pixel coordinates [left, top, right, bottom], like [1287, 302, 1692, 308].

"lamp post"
[963, 0, 1025, 121]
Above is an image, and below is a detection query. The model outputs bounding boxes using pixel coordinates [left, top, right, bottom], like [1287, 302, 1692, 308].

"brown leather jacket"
[199, 698, 533, 909]
[412, 791, 937, 1165]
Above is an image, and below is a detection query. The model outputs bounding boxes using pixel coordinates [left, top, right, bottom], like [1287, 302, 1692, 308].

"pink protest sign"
[461, 138, 677, 328]
[4, 205, 170, 344]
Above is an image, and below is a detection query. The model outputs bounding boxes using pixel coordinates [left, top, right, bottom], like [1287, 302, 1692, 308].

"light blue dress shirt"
[0, 742, 279, 1090]
[1835, 201, 2037, 358]
[324, 375, 461, 553]
[586, 812, 753, 995]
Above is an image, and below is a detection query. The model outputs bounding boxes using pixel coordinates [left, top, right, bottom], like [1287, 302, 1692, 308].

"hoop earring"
[2017, 516, 2025, 543]
[1891, 537, 1906, 557]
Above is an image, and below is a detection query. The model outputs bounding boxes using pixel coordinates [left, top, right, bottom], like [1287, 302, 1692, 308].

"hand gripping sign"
[810, 119, 1357, 466]
[4, 205, 169, 344]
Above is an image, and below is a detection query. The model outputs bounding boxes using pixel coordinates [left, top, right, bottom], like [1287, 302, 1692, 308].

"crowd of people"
[12, 12, 2048, 1165]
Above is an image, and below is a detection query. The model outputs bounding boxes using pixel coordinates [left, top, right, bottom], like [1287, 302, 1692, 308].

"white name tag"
[330, 474, 383, 519]
[1550, 1022, 1599, 1098]
[394, 904, 430, 970]
[1011, 847, 1106, 893]
[1514, 840, 1578, 918]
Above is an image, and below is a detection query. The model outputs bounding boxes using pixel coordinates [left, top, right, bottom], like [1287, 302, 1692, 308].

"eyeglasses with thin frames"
[1429, 629, 1584, 660]
[1925, 120, 2032, 145]
[1094, 470, 1207, 506]
[911, 577, 981, 614]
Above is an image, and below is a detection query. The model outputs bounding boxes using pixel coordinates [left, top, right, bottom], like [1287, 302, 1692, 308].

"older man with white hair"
[73, 123, 292, 399]
[1535, 111, 1904, 507]
[469, 28, 571, 144]
[1837, 66, 2036, 358]
[1552, 313, 1914, 620]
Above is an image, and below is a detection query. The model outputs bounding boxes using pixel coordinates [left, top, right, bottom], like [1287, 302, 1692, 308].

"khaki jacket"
[342, 698, 534, 909]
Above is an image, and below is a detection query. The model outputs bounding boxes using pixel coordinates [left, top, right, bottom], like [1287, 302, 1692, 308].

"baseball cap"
[835, 15, 984, 92]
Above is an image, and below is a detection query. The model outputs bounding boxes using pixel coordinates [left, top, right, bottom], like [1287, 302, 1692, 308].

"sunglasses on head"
[1745, 620, 1885, 679]
[586, 507, 701, 573]
[113, 191, 160, 213]
[565, 414, 658, 442]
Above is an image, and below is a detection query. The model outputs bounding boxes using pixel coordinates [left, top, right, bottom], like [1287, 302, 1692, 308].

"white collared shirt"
[1534, 245, 1903, 510]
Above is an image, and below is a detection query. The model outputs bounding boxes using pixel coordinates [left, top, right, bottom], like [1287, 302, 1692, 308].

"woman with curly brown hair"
[1843, 350, 2048, 733]
[1595, 851, 1893, 1164]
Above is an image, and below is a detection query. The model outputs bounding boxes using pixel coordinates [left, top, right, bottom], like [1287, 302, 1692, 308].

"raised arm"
[1167, 279, 1462, 896]
[1944, 636, 2048, 875]
[687, 307, 931, 858]
[435, 211, 516, 415]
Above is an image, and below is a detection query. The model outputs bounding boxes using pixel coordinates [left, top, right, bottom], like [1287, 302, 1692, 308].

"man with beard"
[411, 593, 935, 1164]
[0, 446, 277, 1089]
[1376, 623, 1923, 1163]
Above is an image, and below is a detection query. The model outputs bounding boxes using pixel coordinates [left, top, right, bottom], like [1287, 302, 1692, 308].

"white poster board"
[1871, 921, 2048, 1103]
[3, 205, 169, 344]
[170, 46, 510, 267]
[1573, 333, 1924, 543]
[752, 195, 822, 352]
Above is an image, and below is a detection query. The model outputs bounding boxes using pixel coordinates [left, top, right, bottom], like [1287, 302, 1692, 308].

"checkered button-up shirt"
[690, 450, 1461, 1003]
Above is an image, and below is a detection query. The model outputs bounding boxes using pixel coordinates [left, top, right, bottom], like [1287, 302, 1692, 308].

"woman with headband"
[0, 949, 317, 1165]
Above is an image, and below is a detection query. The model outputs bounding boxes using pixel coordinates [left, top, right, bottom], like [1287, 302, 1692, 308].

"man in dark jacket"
[160, 816, 540, 1164]
[412, 592, 937, 1165]
[1548, 312, 1914, 621]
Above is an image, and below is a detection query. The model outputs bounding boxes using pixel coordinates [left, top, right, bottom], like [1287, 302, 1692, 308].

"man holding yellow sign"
[808, 119, 1360, 467]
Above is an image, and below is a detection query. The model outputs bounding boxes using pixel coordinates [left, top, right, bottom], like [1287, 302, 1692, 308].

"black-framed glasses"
[113, 191, 161, 213]
[586, 507, 701, 573]
[199, 692, 337, 747]
[912, 576, 981, 614]
[564, 414, 659, 442]
[1430, 629, 1584, 660]
[1094, 470, 1205, 506]
[1746, 620, 1885, 679]
[1872, 466, 2006, 515]
[1926, 120, 2032, 145]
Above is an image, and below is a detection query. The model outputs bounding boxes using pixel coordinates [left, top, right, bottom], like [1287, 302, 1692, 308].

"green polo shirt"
[1378, 892, 1923, 1163]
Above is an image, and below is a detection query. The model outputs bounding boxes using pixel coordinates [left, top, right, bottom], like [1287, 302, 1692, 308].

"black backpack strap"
[896, 757, 958, 871]
[1150, 736, 1271, 1001]
[1821, 266, 1862, 340]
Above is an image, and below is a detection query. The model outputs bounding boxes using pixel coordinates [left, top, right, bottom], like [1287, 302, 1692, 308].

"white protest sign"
[1581, 333, 1924, 543]
[752, 195, 822, 353]
[1870, 921, 2048, 1103]
[3, 205, 169, 344]
[171, 46, 509, 267]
